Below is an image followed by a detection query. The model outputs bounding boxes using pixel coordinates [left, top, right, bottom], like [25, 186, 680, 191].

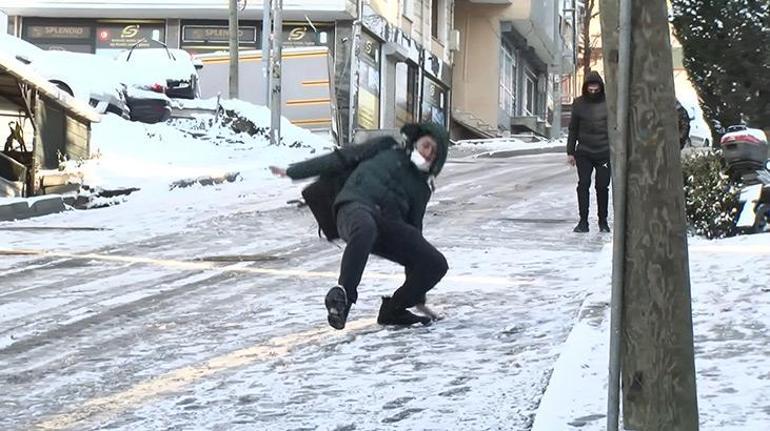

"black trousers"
[335, 203, 448, 308]
[576, 154, 611, 222]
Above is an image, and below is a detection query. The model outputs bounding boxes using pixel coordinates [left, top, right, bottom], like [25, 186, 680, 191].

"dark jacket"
[676, 101, 691, 149]
[567, 71, 610, 159]
[286, 123, 449, 235]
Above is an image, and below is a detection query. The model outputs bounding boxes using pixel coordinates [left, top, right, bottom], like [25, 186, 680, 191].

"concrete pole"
[228, 0, 240, 99]
[551, 0, 563, 140]
[269, 0, 283, 146]
[572, 0, 579, 98]
[262, 0, 272, 107]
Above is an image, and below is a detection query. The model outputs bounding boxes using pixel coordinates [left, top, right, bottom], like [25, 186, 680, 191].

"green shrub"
[681, 150, 740, 239]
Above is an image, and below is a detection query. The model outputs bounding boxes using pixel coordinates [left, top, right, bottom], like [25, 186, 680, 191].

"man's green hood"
[400, 122, 450, 176]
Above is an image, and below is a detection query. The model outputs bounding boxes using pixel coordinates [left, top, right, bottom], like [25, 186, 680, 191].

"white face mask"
[410, 150, 432, 172]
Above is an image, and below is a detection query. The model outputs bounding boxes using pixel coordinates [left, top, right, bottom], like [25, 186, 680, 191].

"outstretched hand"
[269, 166, 288, 177]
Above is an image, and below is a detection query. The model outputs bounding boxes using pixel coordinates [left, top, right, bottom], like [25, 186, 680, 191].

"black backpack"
[300, 138, 397, 240]
[301, 164, 352, 240]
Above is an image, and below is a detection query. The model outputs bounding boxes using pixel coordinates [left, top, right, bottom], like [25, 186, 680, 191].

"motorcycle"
[719, 125, 770, 233]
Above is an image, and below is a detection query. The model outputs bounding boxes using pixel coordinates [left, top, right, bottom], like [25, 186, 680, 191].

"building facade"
[1, 0, 455, 143]
[451, 0, 575, 139]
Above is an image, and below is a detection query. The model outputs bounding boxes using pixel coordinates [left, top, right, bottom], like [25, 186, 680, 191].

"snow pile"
[4, 101, 334, 250]
[452, 136, 566, 158]
[63, 99, 333, 191]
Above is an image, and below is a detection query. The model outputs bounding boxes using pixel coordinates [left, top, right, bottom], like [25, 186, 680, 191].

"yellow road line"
[0, 248, 532, 286]
[35, 318, 377, 430]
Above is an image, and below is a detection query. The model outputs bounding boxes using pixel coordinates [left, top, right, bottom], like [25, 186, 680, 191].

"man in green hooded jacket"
[270, 122, 450, 330]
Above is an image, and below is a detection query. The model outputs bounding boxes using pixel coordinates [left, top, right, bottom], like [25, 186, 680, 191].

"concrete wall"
[452, 1, 506, 129]
[452, 0, 561, 133]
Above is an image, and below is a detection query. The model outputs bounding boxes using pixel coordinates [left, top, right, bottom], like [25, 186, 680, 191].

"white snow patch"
[533, 233, 770, 430]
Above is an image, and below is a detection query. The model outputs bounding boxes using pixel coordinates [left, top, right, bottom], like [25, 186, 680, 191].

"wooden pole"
[600, 0, 699, 428]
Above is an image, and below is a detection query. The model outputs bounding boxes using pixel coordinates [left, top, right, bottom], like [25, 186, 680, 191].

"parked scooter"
[719, 125, 770, 233]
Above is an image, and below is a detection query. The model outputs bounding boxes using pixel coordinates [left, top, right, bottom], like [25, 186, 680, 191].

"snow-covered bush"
[681, 150, 740, 239]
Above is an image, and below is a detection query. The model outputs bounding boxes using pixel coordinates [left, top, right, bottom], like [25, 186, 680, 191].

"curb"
[475, 145, 566, 159]
[531, 245, 613, 431]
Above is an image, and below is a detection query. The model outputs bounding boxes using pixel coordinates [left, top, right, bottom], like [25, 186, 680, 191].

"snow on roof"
[0, 51, 101, 123]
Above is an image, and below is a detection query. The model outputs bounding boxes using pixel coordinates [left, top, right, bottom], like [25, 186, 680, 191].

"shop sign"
[283, 24, 332, 47]
[182, 25, 257, 43]
[27, 25, 91, 40]
[96, 23, 165, 50]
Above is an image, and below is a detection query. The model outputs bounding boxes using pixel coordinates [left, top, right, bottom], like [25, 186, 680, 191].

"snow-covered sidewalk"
[532, 233, 770, 430]
[452, 136, 566, 160]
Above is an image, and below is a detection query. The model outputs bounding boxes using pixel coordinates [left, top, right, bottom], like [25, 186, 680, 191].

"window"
[524, 71, 537, 116]
[421, 77, 447, 127]
[431, 0, 439, 39]
[499, 44, 517, 116]
[395, 62, 418, 128]
[402, 0, 414, 19]
[357, 32, 381, 129]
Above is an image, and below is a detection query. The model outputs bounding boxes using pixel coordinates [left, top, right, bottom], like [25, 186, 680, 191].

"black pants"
[336, 203, 448, 307]
[576, 155, 611, 222]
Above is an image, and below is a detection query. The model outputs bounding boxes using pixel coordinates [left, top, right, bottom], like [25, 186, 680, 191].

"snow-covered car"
[0, 34, 130, 119]
[115, 46, 201, 100]
[680, 99, 713, 148]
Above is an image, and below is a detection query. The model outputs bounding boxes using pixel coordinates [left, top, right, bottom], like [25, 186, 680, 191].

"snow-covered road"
[1, 153, 610, 430]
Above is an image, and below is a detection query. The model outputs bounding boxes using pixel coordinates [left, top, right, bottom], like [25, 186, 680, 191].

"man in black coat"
[567, 71, 611, 233]
[676, 99, 691, 149]
[270, 123, 449, 330]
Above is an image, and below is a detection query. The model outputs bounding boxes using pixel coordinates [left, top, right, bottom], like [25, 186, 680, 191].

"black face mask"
[586, 89, 604, 102]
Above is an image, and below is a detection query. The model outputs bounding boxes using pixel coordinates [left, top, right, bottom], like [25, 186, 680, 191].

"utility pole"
[261, 0, 272, 107]
[269, 0, 283, 146]
[228, 0, 240, 99]
[600, 0, 699, 429]
[572, 0, 579, 98]
[551, 0, 563, 140]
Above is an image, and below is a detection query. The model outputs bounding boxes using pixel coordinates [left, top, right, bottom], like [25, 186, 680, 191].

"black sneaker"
[573, 221, 589, 233]
[325, 286, 351, 330]
[377, 297, 431, 326]
[598, 221, 611, 233]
